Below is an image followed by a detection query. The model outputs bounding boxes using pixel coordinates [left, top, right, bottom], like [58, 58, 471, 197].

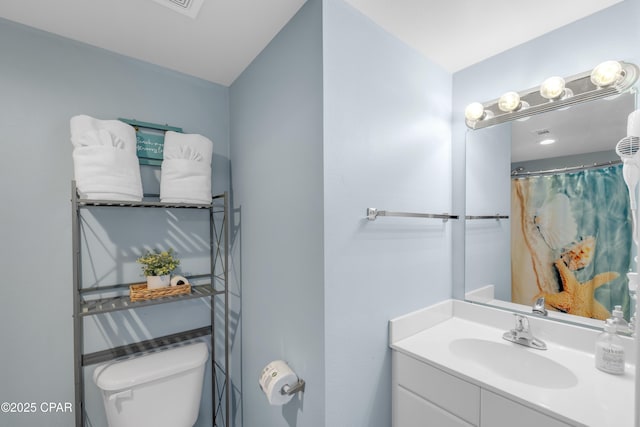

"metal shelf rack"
[71, 181, 230, 427]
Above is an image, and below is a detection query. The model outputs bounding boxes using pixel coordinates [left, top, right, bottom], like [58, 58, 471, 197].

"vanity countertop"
[390, 300, 635, 427]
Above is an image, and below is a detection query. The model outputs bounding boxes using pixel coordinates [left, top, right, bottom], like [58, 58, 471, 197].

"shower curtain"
[511, 164, 632, 320]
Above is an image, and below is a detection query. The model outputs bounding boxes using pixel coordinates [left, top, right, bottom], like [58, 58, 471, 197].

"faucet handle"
[514, 313, 530, 331]
[532, 296, 548, 316]
[504, 313, 547, 350]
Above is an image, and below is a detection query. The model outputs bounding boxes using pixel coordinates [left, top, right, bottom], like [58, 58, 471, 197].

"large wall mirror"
[465, 75, 638, 328]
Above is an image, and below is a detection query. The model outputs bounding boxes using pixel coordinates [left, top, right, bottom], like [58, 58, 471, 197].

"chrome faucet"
[532, 296, 548, 316]
[502, 314, 547, 350]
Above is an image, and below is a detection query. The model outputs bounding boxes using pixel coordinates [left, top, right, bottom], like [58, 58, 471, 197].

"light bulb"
[591, 60, 623, 87]
[498, 92, 521, 112]
[540, 76, 566, 100]
[465, 102, 485, 121]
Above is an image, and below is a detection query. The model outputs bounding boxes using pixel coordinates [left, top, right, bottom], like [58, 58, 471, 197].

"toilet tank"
[93, 342, 209, 427]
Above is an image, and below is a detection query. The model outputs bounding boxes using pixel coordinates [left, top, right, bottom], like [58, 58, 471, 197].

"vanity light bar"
[465, 61, 639, 130]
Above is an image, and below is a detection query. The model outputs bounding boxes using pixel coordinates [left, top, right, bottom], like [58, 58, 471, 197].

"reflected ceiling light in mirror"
[464, 60, 639, 130]
[540, 76, 573, 101]
[534, 129, 556, 145]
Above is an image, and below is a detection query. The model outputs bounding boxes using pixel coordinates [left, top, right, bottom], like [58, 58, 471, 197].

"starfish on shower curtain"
[538, 259, 618, 320]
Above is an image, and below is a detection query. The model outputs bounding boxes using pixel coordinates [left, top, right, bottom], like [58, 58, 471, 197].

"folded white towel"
[72, 146, 143, 201]
[160, 131, 213, 204]
[160, 159, 212, 204]
[162, 131, 213, 161]
[70, 115, 143, 201]
[70, 115, 137, 153]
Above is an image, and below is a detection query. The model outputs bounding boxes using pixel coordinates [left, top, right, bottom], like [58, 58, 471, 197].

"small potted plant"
[137, 248, 180, 289]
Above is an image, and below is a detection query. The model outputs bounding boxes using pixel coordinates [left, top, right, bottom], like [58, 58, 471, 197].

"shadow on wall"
[283, 393, 304, 426]
[76, 153, 244, 427]
[78, 203, 214, 425]
[79, 207, 211, 289]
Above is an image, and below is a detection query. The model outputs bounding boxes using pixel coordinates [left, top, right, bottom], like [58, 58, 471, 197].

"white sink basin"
[449, 338, 579, 389]
[390, 300, 635, 427]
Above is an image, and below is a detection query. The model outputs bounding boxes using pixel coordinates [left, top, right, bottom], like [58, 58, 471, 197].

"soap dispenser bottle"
[611, 305, 630, 334]
[595, 319, 625, 375]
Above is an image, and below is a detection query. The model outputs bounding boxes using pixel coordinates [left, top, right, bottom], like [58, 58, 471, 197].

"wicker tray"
[129, 282, 191, 302]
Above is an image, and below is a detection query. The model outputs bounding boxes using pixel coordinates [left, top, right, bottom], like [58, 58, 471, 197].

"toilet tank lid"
[93, 342, 209, 391]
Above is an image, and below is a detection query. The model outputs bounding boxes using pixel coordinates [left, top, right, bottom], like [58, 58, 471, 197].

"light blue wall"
[230, 1, 454, 426]
[229, 0, 325, 426]
[0, 18, 230, 427]
[465, 124, 511, 300]
[452, 0, 640, 299]
[1, 0, 483, 425]
[322, 1, 452, 425]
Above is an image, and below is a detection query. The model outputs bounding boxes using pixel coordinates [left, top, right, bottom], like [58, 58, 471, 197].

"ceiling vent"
[531, 129, 551, 137]
[151, 0, 204, 19]
[531, 128, 556, 145]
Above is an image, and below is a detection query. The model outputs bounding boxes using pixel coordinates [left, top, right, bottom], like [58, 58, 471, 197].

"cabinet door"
[480, 390, 572, 427]
[395, 386, 475, 427]
[394, 352, 480, 425]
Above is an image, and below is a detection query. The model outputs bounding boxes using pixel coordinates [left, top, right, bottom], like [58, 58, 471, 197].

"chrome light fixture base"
[465, 61, 639, 130]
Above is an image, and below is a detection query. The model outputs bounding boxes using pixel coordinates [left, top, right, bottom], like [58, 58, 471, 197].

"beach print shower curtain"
[511, 164, 632, 320]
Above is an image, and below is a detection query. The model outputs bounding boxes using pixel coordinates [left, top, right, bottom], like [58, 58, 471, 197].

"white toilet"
[93, 342, 209, 427]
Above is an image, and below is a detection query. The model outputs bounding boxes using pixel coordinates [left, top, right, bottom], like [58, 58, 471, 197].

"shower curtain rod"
[511, 160, 621, 177]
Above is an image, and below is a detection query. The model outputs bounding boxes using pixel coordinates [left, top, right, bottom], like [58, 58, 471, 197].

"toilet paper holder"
[259, 360, 306, 405]
[280, 378, 306, 396]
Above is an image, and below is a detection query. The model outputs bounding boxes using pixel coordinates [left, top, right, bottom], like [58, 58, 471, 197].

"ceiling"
[0, 0, 623, 86]
[511, 93, 634, 163]
[343, 0, 622, 73]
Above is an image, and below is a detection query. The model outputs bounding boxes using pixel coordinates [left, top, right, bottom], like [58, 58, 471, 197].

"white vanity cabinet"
[390, 300, 634, 427]
[393, 351, 479, 426]
[480, 389, 571, 427]
[392, 351, 573, 427]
